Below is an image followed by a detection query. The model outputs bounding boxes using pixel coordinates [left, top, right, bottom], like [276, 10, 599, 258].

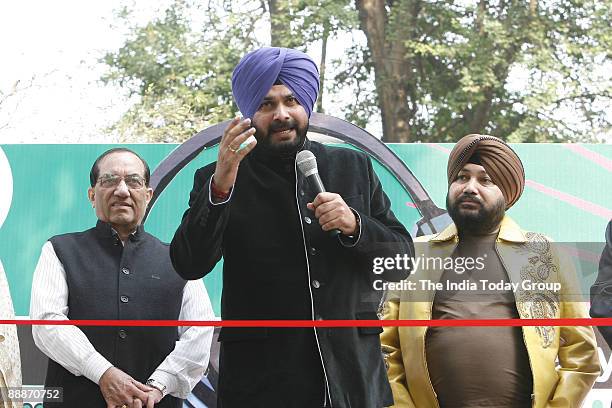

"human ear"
[88, 187, 95, 207]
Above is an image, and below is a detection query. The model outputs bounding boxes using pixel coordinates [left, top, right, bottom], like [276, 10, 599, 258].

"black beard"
[446, 194, 505, 235]
[253, 119, 308, 157]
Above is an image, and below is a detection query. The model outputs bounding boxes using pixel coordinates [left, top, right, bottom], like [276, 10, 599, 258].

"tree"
[265, 0, 358, 112]
[104, 0, 610, 143]
[103, 0, 359, 142]
[355, 0, 611, 142]
[102, 1, 261, 142]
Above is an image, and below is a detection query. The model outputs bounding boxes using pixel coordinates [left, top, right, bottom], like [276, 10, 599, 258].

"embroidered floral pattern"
[515, 232, 560, 348]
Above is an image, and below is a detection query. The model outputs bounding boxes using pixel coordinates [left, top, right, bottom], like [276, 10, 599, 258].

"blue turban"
[231, 47, 320, 119]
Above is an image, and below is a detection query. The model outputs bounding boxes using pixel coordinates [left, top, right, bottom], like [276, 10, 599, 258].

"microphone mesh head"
[296, 150, 318, 177]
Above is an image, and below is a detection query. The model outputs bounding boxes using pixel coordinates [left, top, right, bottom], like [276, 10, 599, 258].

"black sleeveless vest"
[44, 221, 186, 408]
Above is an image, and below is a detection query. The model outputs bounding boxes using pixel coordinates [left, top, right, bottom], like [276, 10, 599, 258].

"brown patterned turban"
[447, 134, 525, 209]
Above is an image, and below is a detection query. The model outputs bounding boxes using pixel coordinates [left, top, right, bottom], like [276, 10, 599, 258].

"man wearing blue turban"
[171, 47, 413, 407]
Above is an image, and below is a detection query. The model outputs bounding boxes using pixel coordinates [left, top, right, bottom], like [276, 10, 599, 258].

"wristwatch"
[146, 378, 167, 397]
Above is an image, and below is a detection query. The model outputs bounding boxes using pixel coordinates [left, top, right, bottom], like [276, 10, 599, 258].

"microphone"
[296, 150, 341, 237]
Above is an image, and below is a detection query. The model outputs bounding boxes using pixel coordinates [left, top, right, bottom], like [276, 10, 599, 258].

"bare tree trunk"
[477, 0, 486, 34]
[469, 88, 494, 133]
[469, 1, 537, 135]
[529, 0, 537, 16]
[268, 0, 282, 47]
[356, 0, 416, 142]
[317, 21, 329, 113]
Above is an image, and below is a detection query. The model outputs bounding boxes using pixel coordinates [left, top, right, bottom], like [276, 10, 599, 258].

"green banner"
[1, 144, 611, 316]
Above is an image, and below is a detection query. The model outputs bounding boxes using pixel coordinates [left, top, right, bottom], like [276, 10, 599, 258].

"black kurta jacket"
[171, 139, 413, 408]
[46, 222, 185, 408]
[591, 220, 612, 346]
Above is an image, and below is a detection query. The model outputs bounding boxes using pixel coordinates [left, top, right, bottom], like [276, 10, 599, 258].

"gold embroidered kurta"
[381, 217, 600, 408]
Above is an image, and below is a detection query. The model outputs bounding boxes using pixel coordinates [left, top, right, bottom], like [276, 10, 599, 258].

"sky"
[0, 0, 174, 143]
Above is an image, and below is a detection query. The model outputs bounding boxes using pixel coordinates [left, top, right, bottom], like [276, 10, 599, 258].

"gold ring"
[120, 405, 128, 408]
[228, 145, 238, 153]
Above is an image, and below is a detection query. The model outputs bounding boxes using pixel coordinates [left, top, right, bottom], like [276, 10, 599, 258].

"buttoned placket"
[116, 230, 137, 344]
[294, 158, 332, 407]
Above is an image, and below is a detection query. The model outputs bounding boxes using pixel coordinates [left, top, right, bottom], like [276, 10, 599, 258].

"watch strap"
[146, 378, 167, 397]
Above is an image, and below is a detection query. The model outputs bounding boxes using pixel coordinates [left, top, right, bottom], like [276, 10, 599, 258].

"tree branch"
[551, 92, 611, 107]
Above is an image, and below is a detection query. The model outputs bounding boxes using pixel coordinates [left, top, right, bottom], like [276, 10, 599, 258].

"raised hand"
[213, 117, 258, 194]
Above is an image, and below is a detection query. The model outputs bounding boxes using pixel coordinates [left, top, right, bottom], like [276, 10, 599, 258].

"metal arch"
[144, 112, 450, 235]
